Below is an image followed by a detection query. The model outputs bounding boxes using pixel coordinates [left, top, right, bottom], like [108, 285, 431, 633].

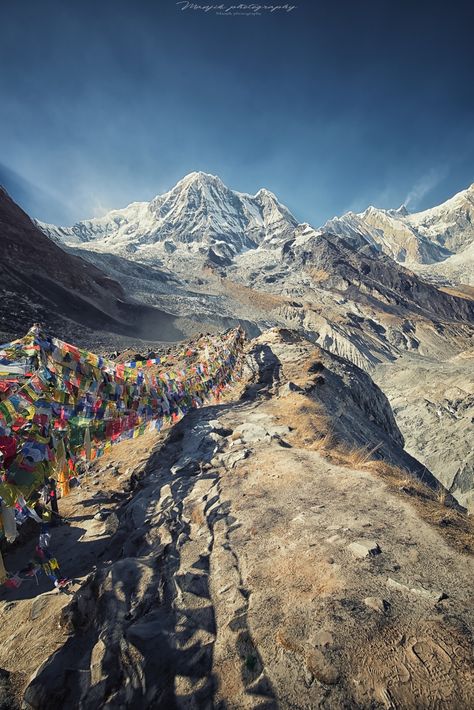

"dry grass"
[334, 442, 384, 468]
[364, 459, 474, 555]
[189, 505, 205, 527]
[276, 629, 301, 653]
[437, 486, 448, 506]
[277, 351, 325, 391]
[345, 454, 473, 555]
[438, 285, 474, 301]
[269, 388, 474, 555]
[268, 393, 335, 452]
[339, 444, 474, 555]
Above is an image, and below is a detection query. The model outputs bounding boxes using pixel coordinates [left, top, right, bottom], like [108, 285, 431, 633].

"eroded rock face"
[374, 355, 474, 510]
[9, 329, 472, 710]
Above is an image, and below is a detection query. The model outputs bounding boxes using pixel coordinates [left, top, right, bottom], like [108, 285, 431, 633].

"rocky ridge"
[1, 329, 472, 709]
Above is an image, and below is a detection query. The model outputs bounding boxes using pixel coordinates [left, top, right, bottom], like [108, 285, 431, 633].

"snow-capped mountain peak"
[321, 184, 474, 265]
[38, 172, 298, 257]
[321, 204, 442, 263]
[178, 170, 220, 183]
[255, 187, 278, 200]
[405, 182, 474, 253]
[37, 176, 474, 285]
[390, 204, 409, 217]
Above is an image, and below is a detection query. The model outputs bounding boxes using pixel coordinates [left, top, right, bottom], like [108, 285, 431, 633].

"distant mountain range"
[323, 183, 474, 285]
[39, 171, 474, 285]
[34, 173, 474, 370]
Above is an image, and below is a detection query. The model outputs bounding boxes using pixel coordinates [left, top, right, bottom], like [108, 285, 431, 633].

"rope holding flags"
[0, 325, 246, 534]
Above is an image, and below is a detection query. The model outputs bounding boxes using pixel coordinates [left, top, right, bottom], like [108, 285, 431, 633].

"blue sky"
[0, 0, 473, 226]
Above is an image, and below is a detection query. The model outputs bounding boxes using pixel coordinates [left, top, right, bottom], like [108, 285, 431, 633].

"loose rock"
[347, 540, 381, 558]
[305, 649, 339, 685]
[103, 512, 120, 535]
[364, 597, 391, 614]
[387, 578, 447, 603]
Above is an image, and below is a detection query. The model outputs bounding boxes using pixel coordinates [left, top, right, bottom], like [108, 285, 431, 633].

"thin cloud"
[403, 168, 447, 209]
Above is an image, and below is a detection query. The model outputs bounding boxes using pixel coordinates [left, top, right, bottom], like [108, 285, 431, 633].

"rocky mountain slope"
[6, 185, 287, 348]
[1, 329, 473, 709]
[323, 183, 474, 283]
[0, 188, 192, 345]
[323, 205, 451, 264]
[415, 242, 474, 288]
[374, 353, 474, 510]
[407, 183, 474, 254]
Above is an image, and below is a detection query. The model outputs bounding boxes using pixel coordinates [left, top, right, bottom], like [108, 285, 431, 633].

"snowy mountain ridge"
[38, 173, 474, 285]
[323, 183, 474, 267]
[38, 171, 298, 258]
